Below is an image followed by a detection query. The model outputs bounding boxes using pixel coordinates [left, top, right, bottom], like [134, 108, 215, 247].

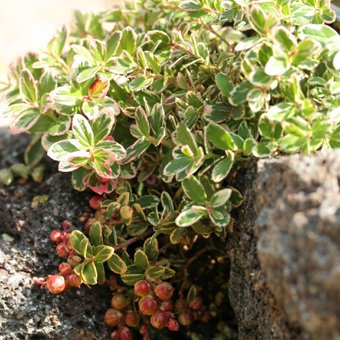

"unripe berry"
[58, 262, 73, 276]
[47, 275, 65, 294]
[178, 311, 193, 326]
[154, 282, 174, 301]
[67, 274, 82, 287]
[67, 254, 82, 267]
[150, 311, 168, 329]
[160, 300, 174, 312]
[124, 310, 140, 328]
[111, 294, 130, 310]
[189, 297, 203, 311]
[138, 296, 157, 315]
[89, 195, 104, 210]
[167, 318, 179, 332]
[119, 326, 133, 340]
[134, 280, 151, 297]
[104, 308, 122, 327]
[50, 229, 63, 244]
[56, 242, 69, 258]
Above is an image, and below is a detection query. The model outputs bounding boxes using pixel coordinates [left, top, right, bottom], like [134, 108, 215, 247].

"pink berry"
[134, 280, 151, 297]
[154, 282, 174, 301]
[111, 294, 130, 310]
[189, 297, 203, 311]
[66, 274, 82, 288]
[58, 262, 73, 276]
[124, 310, 140, 328]
[56, 242, 69, 258]
[138, 296, 157, 316]
[104, 308, 122, 327]
[50, 229, 63, 243]
[160, 300, 174, 312]
[47, 275, 65, 294]
[119, 326, 133, 340]
[60, 220, 72, 230]
[167, 318, 179, 331]
[150, 311, 168, 329]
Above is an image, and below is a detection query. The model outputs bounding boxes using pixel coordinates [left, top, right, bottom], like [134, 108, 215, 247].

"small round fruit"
[67, 254, 82, 267]
[111, 294, 130, 310]
[50, 229, 63, 243]
[67, 274, 82, 288]
[154, 282, 174, 301]
[104, 308, 122, 327]
[47, 275, 65, 294]
[178, 311, 193, 326]
[134, 280, 151, 297]
[119, 326, 133, 340]
[56, 242, 69, 258]
[150, 311, 168, 329]
[189, 297, 203, 311]
[124, 310, 140, 328]
[160, 300, 174, 312]
[58, 262, 73, 276]
[167, 318, 180, 332]
[138, 296, 157, 315]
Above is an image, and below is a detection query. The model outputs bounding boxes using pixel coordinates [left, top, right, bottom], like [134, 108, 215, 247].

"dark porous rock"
[0, 129, 110, 339]
[228, 151, 340, 340]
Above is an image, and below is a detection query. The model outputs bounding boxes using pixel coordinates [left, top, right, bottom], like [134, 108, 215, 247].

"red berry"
[167, 318, 179, 332]
[67, 254, 82, 267]
[104, 308, 122, 327]
[60, 220, 72, 230]
[56, 242, 69, 258]
[111, 294, 130, 310]
[58, 262, 73, 276]
[178, 311, 193, 326]
[134, 280, 151, 297]
[160, 300, 174, 312]
[138, 296, 157, 315]
[119, 326, 133, 340]
[89, 195, 104, 210]
[150, 311, 168, 329]
[67, 274, 82, 287]
[154, 282, 174, 301]
[189, 297, 203, 311]
[124, 310, 140, 328]
[47, 275, 65, 294]
[50, 229, 63, 243]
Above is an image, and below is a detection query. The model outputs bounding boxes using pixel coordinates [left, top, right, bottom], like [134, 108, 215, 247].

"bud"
[60, 220, 72, 230]
[66, 273, 82, 288]
[150, 311, 168, 329]
[124, 310, 140, 328]
[178, 311, 193, 326]
[89, 195, 104, 210]
[111, 294, 130, 310]
[64, 237, 73, 253]
[138, 296, 157, 316]
[160, 300, 174, 312]
[154, 282, 174, 301]
[119, 326, 133, 340]
[67, 254, 82, 267]
[56, 242, 69, 258]
[104, 308, 122, 327]
[58, 262, 73, 276]
[134, 280, 151, 297]
[50, 229, 63, 244]
[189, 297, 203, 311]
[0, 168, 13, 186]
[47, 275, 65, 294]
[167, 318, 179, 332]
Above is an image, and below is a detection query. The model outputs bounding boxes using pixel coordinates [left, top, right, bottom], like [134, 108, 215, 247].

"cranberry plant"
[1, 0, 339, 338]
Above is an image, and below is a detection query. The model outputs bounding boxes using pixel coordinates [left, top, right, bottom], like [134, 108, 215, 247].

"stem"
[114, 228, 154, 251]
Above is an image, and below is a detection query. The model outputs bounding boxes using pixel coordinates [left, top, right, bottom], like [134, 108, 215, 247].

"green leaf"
[19, 69, 38, 103]
[124, 138, 151, 163]
[70, 230, 89, 258]
[95, 262, 106, 283]
[129, 76, 153, 92]
[106, 31, 122, 58]
[47, 139, 83, 161]
[146, 266, 165, 279]
[48, 25, 68, 56]
[229, 82, 252, 106]
[134, 249, 149, 270]
[175, 206, 207, 227]
[81, 262, 97, 285]
[273, 27, 296, 52]
[298, 24, 338, 42]
[206, 122, 235, 151]
[119, 27, 137, 55]
[94, 245, 114, 263]
[89, 221, 103, 246]
[265, 56, 289, 76]
[39, 71, 57, 95]
[76, 66, 100, 83]
[72, 114, 94, 146]
[249, 6, 278, 35]
[212, 157, 233, 183]
[10, 108, 40, 133]
[135, 107, 150, 137]
[182, 176, 207, 203]
[136, 195, 160, 209]
[108, 253, 128, 274]
[121, 265, 145, 286]
[208, 206, 230, 227]
[143, 237, 159, 262]
[216, 73, 233, 97]
[170, 228, 185, 244]
[176, 123, 199, 155]
[72, 45, 96, 64]
[210, 189, 232, 208]
[24, 136, 45, 167]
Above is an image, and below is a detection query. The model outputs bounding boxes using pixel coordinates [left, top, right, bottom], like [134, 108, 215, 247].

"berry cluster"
[33, 221, 82, 294]
[175, 296, 205, 327]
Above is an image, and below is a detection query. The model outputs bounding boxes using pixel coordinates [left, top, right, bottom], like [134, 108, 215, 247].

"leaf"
[47, 139, 83, 161]
[229, 82, 252, 106]
[19, 69, 38, 103]
[134, 249, 149, 270]
[129, 76, 153, 92]
[119, 27, 137, 55]
[72, 45, 96, 64]
[146, 266, 165, 279]
[170, 228, 185, 244]
[216, 73, 233, 97]
[81, 262, 97, 285]
[176, 123, 199, 155]
[95, 262, 106, 283]
[24, 135, 45, 167]
[175, 206, 207, 227]
[265, 56, 289, 76]
[298, 24, 337, 42]
[106, 31, 122, 58]
[136, 195, 160, 209]
[248, 6, 278, 35]
[210, 189, 232, 208]
[208, 206, 230, 227]
[48, 25, 68, 56]
[121, 265, 145, 285]
[108, 253, 128, 274]
[89, 221, 103, 246]
[10, 108, 40, 133]
[94, 245, 114, 263]
[70, 230, 89, 258]
[135, 107, 150, 137]
[273, 27, 296, 52]
[39, 71, 57, 95]
[76, 66, 100, 83]
[124, 138, 151, 163]
[72, 114, 94, 146]
[206, 123, 235, 151]
[143, 237, 159, 262]
[182, 176, 207, 203]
